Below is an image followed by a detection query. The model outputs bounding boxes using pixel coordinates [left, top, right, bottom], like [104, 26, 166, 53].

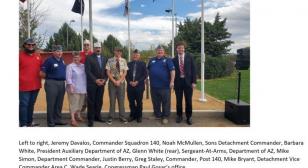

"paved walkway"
[33, 112, 248, 127]
[34, 83, 224, 112]
[33, 82, 249, 127]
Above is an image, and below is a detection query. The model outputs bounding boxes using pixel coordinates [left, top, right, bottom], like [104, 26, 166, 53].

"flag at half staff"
[124, 0, 129, 16]
[72, 0, 85, 15]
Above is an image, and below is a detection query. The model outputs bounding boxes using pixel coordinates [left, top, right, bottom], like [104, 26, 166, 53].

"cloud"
[190, 0, 250, 52]
[140, 4, 146, 8]
[32, 0, 249, 52]
[34, 0, 174, 50]
[131, 12, 143, 16]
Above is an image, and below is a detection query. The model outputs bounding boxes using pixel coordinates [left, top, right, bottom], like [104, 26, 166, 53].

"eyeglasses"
[26, 44, 36, 46]
[84, 44, 90, 46]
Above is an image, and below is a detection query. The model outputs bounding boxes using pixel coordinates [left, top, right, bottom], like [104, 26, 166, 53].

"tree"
[45, 23, 82, 51]
[81, 29, 98, 44]
[102, 34, 127, 59]
[175, 13, 233, 57]
[19, 0, 47, 49]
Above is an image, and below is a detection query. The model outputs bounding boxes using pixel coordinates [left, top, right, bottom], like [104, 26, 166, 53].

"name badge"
[54, 63, 58, 67]
[152, 60, 156, 63]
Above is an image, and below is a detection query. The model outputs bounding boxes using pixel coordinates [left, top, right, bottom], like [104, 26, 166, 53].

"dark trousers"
[175, 78, 193, 119]
[44, 79, 65, 126]
[19, 90, 39, 126]
[127, 87, 144, 119]
[150, 88, 171, 118]
[87, 85, 104, 123]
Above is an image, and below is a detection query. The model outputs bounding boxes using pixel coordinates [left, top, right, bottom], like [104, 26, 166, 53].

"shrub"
[193, 53, 234, 79]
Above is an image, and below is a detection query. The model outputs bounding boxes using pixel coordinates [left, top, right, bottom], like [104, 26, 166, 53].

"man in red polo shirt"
[80, 39, 93, 64]
[19, 38, 42, 127]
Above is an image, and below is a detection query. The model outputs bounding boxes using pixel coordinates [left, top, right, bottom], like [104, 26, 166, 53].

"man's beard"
[25, 48, 35, 54]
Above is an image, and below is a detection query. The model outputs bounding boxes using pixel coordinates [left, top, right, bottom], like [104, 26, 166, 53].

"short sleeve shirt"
[41, 56, 66, 80]
[80, 50, 93, 64]
[147, 56, 175, 89]
[106, 57, 128, 80]
[19, 51, 42, 91]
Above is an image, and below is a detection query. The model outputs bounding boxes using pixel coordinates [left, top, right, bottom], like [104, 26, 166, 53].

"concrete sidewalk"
[33, 112, 249, 127]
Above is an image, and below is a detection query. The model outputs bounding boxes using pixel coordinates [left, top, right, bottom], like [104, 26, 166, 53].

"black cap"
[133, 49, 139, 53]
[156, 45, 164, 50]
[24, 38, 35, 45]
[52, 45, 63, 51]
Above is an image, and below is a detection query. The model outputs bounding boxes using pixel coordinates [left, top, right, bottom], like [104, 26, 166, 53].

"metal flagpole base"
[199, 98, 207, 102]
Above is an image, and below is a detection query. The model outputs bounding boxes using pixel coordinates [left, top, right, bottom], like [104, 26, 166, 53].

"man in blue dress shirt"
[40, 45, 67, 127]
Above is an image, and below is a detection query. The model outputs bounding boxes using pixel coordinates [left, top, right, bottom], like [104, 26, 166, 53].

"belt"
[46, 78, 65, 81]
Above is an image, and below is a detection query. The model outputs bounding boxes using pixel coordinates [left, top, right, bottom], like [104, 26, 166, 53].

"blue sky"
[21, 0, 250, 52]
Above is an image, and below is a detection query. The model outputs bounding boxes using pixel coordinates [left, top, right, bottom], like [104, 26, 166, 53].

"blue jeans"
[19, 90, 39, 126]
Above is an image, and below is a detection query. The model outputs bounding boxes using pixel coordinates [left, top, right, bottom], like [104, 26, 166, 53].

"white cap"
[93, 42, 101, 48]
[84, 39, 90, 44]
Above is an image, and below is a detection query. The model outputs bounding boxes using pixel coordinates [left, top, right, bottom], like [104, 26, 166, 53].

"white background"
[0, 0, 307, 167]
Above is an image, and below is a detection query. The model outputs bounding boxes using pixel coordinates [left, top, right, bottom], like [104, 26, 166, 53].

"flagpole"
[171, 0, 175, 58]
[199, 0, 206, 102]
[127, 0, 131, 62]
[89, 0, 93, 51]
[81, 0, 83, 51]
[27, 0, 31, 38]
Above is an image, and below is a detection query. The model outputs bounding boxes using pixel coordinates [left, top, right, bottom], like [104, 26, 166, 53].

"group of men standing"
[19, 38, 197, 127]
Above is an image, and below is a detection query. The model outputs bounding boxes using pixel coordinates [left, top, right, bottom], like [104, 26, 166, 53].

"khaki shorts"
[68, 93, 86, 113]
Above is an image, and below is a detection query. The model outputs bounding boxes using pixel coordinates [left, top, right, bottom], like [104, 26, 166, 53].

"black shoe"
[137, 118, 142, 123]
[28, 122, 40, 127]
[48, 124, 55, 127]
[186, 117, 192, 125]
[176, 115, 183, 123]
[88, 122, 94, 127]
[55, 122, 68, 126]
[94, 118, 106, 123]
[128, 117, 136, 122]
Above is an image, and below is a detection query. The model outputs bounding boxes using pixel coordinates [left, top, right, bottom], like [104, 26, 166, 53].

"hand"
[114, 80, 121, 87]
[68, 84, 74, 93]
[129, 81, 134, 87]
[96, 79, 103, 86]
[101, 79, 106, 85]
[192, 83, 196, 89]
[134, 81, 138, 86]
[170, 82, 174, 89]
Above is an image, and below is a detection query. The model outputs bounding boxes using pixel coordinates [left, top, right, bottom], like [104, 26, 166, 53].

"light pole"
[199, 0, 206, 102]
[165, 8, 175, 57]
[66, 19, 75, 50]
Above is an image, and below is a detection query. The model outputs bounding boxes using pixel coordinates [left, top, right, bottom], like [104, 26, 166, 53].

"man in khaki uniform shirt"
[106, 47, 128, 124]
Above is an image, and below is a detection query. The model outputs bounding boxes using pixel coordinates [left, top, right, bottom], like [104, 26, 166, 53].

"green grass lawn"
[197, 70, 250, 103]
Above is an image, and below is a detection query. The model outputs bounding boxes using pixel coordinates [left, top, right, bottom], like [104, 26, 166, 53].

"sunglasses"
[26, 44, 36, 46]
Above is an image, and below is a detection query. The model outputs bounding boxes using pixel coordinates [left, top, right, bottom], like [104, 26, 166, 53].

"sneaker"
[120, 118, 128, 124]
[162, 118, 168, 124]
[106, 118, 112, 125]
